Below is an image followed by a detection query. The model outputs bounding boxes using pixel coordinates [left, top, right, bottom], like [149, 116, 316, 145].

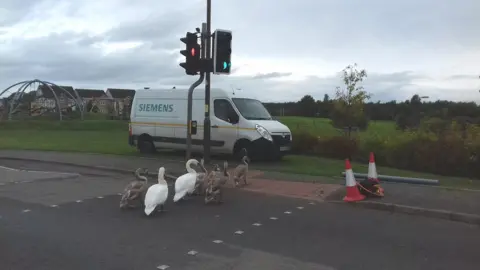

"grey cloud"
[214, 0, 480, 59]
[101, 5, 203, 50]
[1, 0, 479, 103]
[367, 71, 428, 82]
[246, 71, 432, 102]
[0, 31, 186, 92]
[252, 72, 292, 80]
[448, 74, 479, 80]
[0, 0, 40, 26]
[0, 1, 205, 94]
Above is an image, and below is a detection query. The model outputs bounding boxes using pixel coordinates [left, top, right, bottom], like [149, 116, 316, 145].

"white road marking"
[297, 206, 304, 210]
[75, 200, 83, 203]
[0, 165, 19, 171]
[117, 193, 122, 196]
[269, 217, 278, 220]
[187, 250, 198, 256]
[309, 202, 316, 205]
[50, 205, 59, 208]
[252, 223, 262, 226]
[22, 209, 31, 213]
[97, 196, 104, 199]
[284, 211, 292, 214]
[212, 240, 223, 244]
[215, 215, 220, 218]
[234, 230, 244, 235]
[157, 265, 170, 269]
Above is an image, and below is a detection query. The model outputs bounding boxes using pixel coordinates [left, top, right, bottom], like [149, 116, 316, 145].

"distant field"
[278, 116, 397, 139]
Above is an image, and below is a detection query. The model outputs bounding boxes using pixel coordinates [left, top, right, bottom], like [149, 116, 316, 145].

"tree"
[323, 94, 330, 103]
[395, 94, 423, 130]
[297, 95, 316, 117]
[330, 63, 371, 135]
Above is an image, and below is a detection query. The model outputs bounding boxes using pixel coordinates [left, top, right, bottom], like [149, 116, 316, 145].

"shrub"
[315, 136, 359, 160]
[420, 117, 450, 136]
[291, 131, 319, 154]
[330, 109, 369, 131]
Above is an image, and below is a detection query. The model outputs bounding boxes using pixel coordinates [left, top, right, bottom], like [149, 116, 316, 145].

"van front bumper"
[250, 137, 291, 160]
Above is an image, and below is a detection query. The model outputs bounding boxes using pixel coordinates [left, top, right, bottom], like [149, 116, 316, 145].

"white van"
[128, 88, 292, 160]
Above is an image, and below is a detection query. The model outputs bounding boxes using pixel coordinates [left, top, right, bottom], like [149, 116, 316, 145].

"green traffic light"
[223, 61, 230, 70]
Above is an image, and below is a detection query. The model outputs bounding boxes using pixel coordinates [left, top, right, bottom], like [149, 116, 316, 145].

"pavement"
[326, 181, 480, 223]
[1, 159, 480, 269]
[0, 149, 189, 177]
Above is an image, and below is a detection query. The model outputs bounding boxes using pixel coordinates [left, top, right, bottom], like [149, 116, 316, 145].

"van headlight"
[255, 124, 273, 141]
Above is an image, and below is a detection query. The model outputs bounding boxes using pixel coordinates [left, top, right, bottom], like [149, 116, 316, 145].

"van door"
[211, 99, 239, 153]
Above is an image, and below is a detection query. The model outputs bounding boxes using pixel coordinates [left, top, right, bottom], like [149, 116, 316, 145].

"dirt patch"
[224, 170, 342, 201]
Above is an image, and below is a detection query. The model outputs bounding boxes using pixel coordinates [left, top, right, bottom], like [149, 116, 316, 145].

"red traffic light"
[190, 48, 196, 56]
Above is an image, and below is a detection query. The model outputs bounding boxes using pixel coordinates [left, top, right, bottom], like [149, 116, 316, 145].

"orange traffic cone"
[368, 152, 380, 184]
[343, 159, 366, 202]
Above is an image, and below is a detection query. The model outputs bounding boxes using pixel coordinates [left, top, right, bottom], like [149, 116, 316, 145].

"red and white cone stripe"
[343, 159, 366, 202]
[368, 152, 379, 183]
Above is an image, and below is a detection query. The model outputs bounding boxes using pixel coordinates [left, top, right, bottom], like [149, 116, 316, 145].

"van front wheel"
[233, 140, 252, 161]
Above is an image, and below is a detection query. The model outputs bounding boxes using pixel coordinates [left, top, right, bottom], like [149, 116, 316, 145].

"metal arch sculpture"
[0, 79, 84, 121]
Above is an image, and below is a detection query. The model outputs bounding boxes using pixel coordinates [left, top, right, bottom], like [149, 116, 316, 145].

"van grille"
[272, 134, 291, 146]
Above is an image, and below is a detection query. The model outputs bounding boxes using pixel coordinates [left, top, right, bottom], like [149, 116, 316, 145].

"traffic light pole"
[186, 23, 207, 161]
[203, 0, 212, 165]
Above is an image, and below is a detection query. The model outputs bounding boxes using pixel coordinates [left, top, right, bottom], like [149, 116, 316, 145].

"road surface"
[1, 160, 479, 270]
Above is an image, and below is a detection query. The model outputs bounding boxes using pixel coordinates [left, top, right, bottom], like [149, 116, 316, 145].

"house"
[105, 88, 136, 118]
[31, 85, 78, 113]
[75, 89, 112, 114]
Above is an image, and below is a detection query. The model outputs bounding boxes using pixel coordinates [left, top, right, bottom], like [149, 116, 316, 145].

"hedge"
[291, 121, 480, 178]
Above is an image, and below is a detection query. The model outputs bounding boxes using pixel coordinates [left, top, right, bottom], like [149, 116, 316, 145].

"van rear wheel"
[138, 136, 156, 154]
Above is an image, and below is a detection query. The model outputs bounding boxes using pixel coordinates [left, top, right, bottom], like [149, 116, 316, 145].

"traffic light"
[179, 32, 200, 75]
[213, 29, 232, 75]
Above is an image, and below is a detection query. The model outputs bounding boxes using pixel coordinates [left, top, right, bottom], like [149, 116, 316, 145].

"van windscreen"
[232, 98, 272, 120]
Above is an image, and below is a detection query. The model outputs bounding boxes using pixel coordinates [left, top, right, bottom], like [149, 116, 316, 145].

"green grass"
[255, 155, 480, 189]
[278, 116, 397, 139]
[1, 118, 478, 189]
[0, 130, 136, 155]
[0, 119, 133, 155]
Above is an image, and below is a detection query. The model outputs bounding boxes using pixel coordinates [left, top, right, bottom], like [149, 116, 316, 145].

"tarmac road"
[1, 161, 480, 270]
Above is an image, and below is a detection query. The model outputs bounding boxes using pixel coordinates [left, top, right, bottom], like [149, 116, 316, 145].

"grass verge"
[255, 155, 480, 190]
[1, 119, 479, 189]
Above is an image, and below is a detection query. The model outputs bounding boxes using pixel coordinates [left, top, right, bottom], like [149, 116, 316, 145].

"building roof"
[37, 85, 77, 99]
[106, 88, 136, 99]
[75, 89, 107, 98]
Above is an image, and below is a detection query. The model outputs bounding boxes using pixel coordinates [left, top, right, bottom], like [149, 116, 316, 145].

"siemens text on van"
[138, 104, 174, 113]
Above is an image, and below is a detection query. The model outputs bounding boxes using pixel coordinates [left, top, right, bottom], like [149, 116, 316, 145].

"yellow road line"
[130, 121, 256, 131]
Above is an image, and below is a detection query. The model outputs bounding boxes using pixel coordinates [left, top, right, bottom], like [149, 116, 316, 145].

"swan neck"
[186, 159, 197, 173]
[157, 172, 167, 184]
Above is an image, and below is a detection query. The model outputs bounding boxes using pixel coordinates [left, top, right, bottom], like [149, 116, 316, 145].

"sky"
[0, 0, 479, 103]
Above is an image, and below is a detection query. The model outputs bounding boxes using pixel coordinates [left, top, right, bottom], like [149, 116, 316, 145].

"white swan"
[173, 159, 201, 202]
[144, 167, 169, 216]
